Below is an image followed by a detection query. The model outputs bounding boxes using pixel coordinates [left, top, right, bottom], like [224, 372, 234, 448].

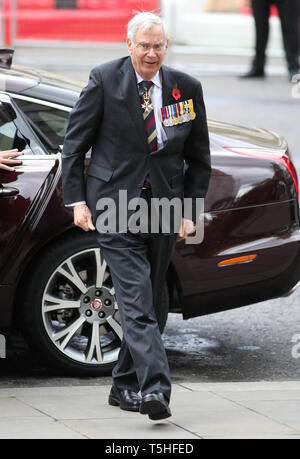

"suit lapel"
[119, 58, 148, 152]
[161, 65, 177, 107]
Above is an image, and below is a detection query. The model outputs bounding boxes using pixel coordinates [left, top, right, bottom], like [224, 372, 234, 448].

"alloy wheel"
[41, 247, 122, 366]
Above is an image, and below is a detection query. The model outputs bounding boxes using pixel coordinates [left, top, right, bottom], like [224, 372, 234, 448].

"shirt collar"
[135, 70, 162, 89]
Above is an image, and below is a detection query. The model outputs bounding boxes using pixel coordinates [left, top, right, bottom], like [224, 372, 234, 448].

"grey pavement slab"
[0, 416, 85, 439]
[62, 417, 198, 440]
[0, 381, 300, 439]
[179, 381, 300, 391]
[0, 397, 42, 417]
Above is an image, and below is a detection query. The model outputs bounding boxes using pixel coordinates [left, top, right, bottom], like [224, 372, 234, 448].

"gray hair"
[127, 12, 169, 43]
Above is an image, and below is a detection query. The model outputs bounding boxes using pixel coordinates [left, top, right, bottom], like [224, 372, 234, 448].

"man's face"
[127, 25, 168, 80]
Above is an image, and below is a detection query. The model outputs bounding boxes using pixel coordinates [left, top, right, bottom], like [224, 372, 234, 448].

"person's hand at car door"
[74, 204, 96, 232]
[0, 149, 22, 171]
[178, 218, 195, 239]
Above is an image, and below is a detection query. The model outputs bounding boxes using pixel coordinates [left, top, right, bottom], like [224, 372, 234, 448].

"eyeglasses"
[134, 42, 167, 53]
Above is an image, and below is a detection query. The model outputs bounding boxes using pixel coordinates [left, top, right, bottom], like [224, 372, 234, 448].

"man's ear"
[127, 38, 133, 54]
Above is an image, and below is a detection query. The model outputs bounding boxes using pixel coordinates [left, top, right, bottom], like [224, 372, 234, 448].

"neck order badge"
[139, 81, 158, 153]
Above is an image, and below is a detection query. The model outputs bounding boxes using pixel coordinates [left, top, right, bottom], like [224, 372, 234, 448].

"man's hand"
[74, 204, 96, 232]
[178, 218, 195, 238]
[0, 149, 22, 171]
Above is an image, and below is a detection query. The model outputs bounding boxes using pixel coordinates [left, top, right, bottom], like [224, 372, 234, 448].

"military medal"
[163, 106, 169, 126]
[183, 101, 190, 122]
[141, 88, 153, 114]
[175, 104, 181, 124]
[181, 101, 187, 122]
[162, 106, 170, 127]
[172, 104, 179, 125]
[188, 99, 196, 121]
[162, 100, 195, 127]
[178, 102, 184, 124]
[161, 107, 168, 127]
[167, 106, 174, 126]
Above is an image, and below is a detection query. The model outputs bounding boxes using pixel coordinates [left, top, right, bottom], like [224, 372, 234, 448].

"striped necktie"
[139, 80, 158, 153]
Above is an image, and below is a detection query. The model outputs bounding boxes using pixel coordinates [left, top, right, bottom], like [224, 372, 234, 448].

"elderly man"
[62, 12, 211, 420]
[0, 149, 21, 171]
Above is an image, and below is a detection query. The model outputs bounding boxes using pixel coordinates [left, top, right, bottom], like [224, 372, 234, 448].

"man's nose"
[147, 47, 156, 57]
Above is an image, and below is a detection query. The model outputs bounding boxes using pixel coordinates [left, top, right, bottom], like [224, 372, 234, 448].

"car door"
[0, 93, 59, 274]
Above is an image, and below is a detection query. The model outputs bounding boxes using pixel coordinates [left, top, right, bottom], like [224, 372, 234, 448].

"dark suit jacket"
[62, 56, 211, 232]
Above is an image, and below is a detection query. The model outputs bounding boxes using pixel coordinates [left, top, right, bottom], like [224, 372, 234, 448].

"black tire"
[20, 231, 169, 376]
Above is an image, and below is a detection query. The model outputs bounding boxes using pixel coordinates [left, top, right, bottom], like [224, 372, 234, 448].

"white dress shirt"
[135, 70, 167, 151]
[67, 69, 166, 207]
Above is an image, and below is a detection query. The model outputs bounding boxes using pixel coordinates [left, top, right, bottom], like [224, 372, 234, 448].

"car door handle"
[0, 186, 19, 197]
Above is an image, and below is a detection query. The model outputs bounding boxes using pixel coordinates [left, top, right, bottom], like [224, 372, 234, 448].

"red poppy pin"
[172, 87, 181, 101]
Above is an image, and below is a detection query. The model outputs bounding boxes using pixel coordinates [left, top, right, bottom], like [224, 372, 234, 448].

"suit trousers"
[95, 187, 177, 402]
[251, 0, 299, 71]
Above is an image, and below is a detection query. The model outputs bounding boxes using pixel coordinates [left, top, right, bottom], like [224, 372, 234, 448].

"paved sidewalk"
[0, 381, 300, 439]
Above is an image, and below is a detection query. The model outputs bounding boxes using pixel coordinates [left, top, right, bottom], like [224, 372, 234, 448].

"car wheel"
[21, 232, 169, 376]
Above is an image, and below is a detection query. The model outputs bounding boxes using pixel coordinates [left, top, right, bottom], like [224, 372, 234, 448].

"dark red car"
[1, 53, 300, 375]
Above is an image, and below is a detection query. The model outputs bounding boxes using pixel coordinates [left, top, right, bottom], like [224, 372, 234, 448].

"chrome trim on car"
[282, 280, 300, 297]
[17, 154, 59, 160]
[7, 92, 72, 112]
[0, 92, 11, 102]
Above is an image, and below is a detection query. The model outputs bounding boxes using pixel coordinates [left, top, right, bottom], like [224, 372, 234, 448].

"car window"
[13, 98, 69, 152]
[0, 103, 31, 153]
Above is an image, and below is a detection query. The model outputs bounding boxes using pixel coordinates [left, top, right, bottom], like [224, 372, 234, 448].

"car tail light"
[225, 147, 299, 200]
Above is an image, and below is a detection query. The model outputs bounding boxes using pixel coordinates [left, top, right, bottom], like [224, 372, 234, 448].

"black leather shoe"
[108, 385, 141, 412]
[140, 392, 172, 420]
[240, 68, 265, 79]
